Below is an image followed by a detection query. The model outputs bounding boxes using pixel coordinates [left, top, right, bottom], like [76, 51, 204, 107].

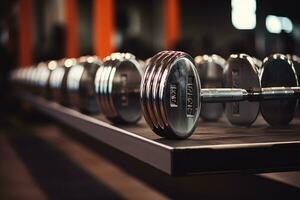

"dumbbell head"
[194, 54, 225, 121]
[67, 56, 101, 114]
[287, 54, 300, 117]
[141, 51, 201, 139]
[95, 53, 143, 124]
[49, 58, 77, 105]
[260, 54, 298, 126]
[223, 54, 261, 126]
[43, 60, 58, 99]
[287, 54, 300, 84]
[34, 62, 49, 95]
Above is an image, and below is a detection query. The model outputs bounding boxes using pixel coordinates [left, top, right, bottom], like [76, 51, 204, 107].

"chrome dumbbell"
[94, 53, 143, 124]
[66, 56, 102, 114]
[49, 58, 77, 105]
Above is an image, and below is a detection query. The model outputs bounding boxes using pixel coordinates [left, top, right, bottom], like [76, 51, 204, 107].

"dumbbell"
[42, 60, 59, 99]
[94, 52, 143, 124]
[49, 58, 77, 105]
[224, 53, 299, 126]
[66, 56, 102, 114]
[194, 54, 225, 121]
[33, 62, 49, 95]
[141, 51, 300, 139]
[16, 68, 28, 92]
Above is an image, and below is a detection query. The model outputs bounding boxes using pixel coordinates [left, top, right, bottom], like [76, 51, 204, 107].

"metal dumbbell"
[194, 54, 225, 121]
[49, 58, 77, 105]
[141, 51, 300, 139]
[94, 52, 143, 124]
[66, 56, 102, 114]
[33, 62, 49, 95]
[42, 60, 59, 99]
[224, 54, 297, 126]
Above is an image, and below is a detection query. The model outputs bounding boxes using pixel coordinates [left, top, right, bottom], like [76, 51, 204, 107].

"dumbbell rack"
[19, 92, 300, 176]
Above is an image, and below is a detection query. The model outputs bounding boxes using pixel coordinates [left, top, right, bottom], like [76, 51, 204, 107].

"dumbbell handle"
[201, 87, 300, 103]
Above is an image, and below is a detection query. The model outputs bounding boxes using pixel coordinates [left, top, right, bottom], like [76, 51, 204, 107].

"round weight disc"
[287, 55, 300, 117]
[260, 54, 298, 126]
[140, 51, 165, 131]
[66, 63, 84, 109]
[61, 58, 77, 106]
[96, 63, 108, 116]
[146, 52, 172, 129]
[223, 54, 260, 126]
[101, 60, 113, 117]
[195, 55, 225, 121]
[79, 59, 101, 114]
[161, 55, 201, 139]
[156, 52, 186, 138]
[111, 59, 142, 123]
[152, 51, 183, 131]
[149, 52, 174, 129]
[107, 58, 121, 120]
[49, 65, 65, 103]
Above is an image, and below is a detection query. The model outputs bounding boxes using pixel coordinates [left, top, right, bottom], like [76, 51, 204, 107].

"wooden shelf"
[20, 93, 300, 176]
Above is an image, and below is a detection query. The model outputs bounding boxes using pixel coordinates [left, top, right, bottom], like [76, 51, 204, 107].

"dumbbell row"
[11, 53, 144, 124]
[10, 51, 300, 139]
[140, 51, 300, 138]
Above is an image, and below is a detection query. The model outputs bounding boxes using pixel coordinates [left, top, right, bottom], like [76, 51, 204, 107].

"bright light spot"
[87, 56, 96, 63]
[65, 59, 74, 68]
[266, 15, 293, 34]
[231, 0, 256, 30]
[266, 15, 281, 33]
[48, 60, 57, 70]
[281, 17, 293, 33]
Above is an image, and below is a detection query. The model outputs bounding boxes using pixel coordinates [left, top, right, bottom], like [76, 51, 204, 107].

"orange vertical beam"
[64, 0, 78, 58]
[165, 0, 180, 49]
[93, 0, 115, 59]
[18, 0, 33, 67]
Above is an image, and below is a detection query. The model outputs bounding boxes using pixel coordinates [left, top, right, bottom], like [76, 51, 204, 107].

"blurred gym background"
[1, 0, 300, 99]
[1, 0, 300, 199]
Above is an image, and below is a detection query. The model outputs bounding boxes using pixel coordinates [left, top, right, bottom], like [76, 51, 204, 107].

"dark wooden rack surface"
[20, 93, 300, 176]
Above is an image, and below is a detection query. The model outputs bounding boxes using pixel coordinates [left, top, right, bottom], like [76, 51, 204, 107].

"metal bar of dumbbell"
[200, 87, 300, 103]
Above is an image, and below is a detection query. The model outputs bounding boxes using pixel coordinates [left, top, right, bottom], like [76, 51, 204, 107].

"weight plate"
[260, 54, 298, 126]
[223, 54, 260, 126]
[140, 51, 166, 134]
[49, 63, 65, 103]
[66, 63, 85, 109]
[95, 63, 106, 115]
[99, 59, 111, 116]
[152, 51, 179, 130]
[287, 54, 300, 117]
[159, 52, 201, 139]
[79, 59, 101, 114]
[147, 51, 173, 129]
[105, 58, 119, 118]
[111, 57, 143, 123]
[195, 54, 225, 121]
